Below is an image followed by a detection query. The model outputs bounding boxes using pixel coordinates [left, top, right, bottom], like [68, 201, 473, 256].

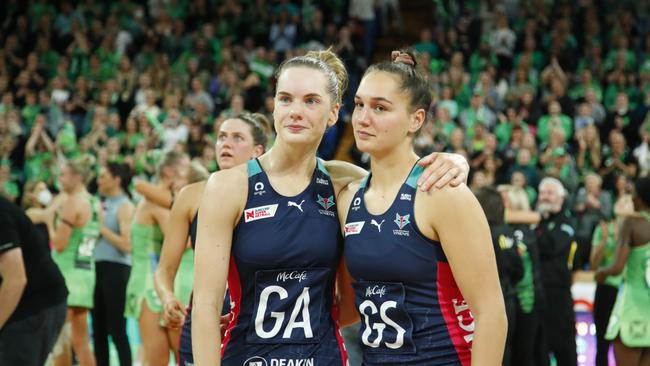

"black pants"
[542, 287, 577, 366]
[503, 295, 517, 366]
[593, 284, 618, 366]
[0, 301, 66, 366]
[92, 261, 132, 366]
[512, 304, 543, 366]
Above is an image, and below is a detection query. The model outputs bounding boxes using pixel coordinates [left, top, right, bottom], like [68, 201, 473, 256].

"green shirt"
[469, 52, 498, 78]
[414, 41, 438, 58]
[2, 180, 19, 200]
[591, 222, 623, 287]
[21, 105, 41, 129]
[515, 241, 535, 313]
[536, 114, 573, 145]
[569, 82, 603, 102]
[24, 152, 54, 184]
[494, 121, 529, 148]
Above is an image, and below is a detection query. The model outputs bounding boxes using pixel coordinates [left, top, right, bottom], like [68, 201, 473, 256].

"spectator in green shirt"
[544, 146, 579, 196]
[413, 28, 438, 59]
[495, 107, 529, 149]
[460, 89, 497, 139]
[569, 70, 603, 102]
[537, 100, 573, 145]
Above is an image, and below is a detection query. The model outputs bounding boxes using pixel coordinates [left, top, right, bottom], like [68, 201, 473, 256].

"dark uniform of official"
[490, 225, 524, 366]
[510, 224, 547, 366]
[536, 211, 578, 366]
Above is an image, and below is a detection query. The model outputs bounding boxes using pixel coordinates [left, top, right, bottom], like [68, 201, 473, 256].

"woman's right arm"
[52, 198, 78, 252]
[155, 183, 201, 329]
[504, 209, 541, 225]
[99, 201, 135, 253]
[135, 181, 173, 209]
[193, 168, 247, 366]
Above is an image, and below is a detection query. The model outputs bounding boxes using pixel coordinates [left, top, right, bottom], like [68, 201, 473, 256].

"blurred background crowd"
[1, 0, 649, 229]
[2, 0, 650, 365]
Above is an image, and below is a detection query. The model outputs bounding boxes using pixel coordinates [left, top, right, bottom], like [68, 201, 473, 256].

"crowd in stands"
[2, 0, 650, 365]
[0, 0, 645, 220]
[0, 0, 376, 204]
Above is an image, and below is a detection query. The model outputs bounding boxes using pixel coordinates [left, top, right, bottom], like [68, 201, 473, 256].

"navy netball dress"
[344, 164, 473, 365]
[220, 159, 347, 366]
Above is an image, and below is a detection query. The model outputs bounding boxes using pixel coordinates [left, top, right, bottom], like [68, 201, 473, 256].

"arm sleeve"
[536, 220, 574, 259]
[0, 213, 20, 255]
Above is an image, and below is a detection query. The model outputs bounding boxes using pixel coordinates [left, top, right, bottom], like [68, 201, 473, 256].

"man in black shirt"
[535, 177, 578, 366]
[0, 195, 68, 365]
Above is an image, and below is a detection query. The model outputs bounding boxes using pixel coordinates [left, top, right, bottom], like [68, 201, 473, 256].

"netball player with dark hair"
[596, 175, 650, 366]
[338, 54, 507, 365]
[93, 162, 134, 366]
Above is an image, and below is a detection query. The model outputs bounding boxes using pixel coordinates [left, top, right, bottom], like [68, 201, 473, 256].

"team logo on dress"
[287, 200, 305, 213]
[393, 213, 410, 236]
[244, 204, 278, 222]
[243, 356, 268, 366]
[344, 221, 365, 236]
[276, 270, 308, 283]
[370, 219, 385, 232]
[365, 285, 387, 298]
[394, 213, 410, 229]
[351, 197, 361, 211]
[317, 195, 335, 210]
[316, 177, 329, 185]
[254, 182, 266, 196]
[316, 195, 336, 217]
[498, 235, 515, 250]
[452, 298, 475, 343]
[400, 193, 412, 201]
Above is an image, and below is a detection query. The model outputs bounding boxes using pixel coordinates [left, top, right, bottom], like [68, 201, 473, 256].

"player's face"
[164, 157, 190, 191]
[352, 71, 423, 155]
[273, 67, 338, 147]
[97, 166, 115, 194]
[58, 164, 81, 192]
[216, 118, 261, 169]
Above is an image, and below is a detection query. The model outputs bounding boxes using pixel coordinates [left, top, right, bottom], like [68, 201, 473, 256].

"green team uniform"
[125, 222, 164, 318]
[592, 223, 623, 288]
[125, 222, 195, 318]
[605, 214, 650, 346]
[174, 248, 194, 308]
[52, 196, 101, 308]
[515, 241, 535, 313]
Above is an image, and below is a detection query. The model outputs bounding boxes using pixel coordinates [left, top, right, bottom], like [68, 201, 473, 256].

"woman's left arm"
[326, 152, 469, 194]
[427, 185, 507, 366]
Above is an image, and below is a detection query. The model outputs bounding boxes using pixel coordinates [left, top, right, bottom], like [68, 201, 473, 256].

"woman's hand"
[416, 152, 469, 190]
[162, 295, 186, 329]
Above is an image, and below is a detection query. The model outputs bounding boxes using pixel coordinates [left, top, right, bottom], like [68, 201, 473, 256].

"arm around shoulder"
[324, 160, 368, 195]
